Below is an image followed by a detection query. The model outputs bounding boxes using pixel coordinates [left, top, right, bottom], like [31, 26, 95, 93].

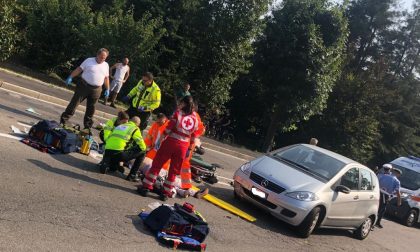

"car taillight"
[410, 195, 420, 202]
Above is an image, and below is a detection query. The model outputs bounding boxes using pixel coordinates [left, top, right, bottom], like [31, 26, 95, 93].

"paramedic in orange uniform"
[138, 95, 200, 201]
[143, 113, 170, 170]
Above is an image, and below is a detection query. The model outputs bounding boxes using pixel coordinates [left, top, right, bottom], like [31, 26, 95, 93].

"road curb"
[0, 80, 115, 121]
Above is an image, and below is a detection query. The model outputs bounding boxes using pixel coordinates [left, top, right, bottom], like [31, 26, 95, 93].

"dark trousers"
[108, 90, 118, 105]
[126, 107, 151, 131]
[377, 192, 389, 225]
[103, 147, 145, 173]
[60, 79, 102, 129]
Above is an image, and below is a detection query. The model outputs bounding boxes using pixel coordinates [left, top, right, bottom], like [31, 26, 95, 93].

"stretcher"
[192, 186, 256, 222]
[190, 154, 218, 184]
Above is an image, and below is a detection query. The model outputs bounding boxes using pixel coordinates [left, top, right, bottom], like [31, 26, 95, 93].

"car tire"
[233, 189, 240, 200]
[403, 209, 418, 227]
[354, 217, 373, 240]
[297, 206, 321, 238]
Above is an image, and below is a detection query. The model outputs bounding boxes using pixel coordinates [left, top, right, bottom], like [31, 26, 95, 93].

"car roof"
[298, 144, 360, 166]
[391, 157, 420, 173]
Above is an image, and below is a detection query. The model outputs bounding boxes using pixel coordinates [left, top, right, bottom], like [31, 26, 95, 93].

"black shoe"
[159, 193, 168, 202]
[138, 188, 150, 197]
[110, 103, 117, 108]
[99, 163, 108, 174]
[375, 223, 383, 229]
[126, 174, 140, 182]
[117, 166, 125, 174]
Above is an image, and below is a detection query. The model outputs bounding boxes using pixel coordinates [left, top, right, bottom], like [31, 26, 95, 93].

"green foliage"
[0, 0, 20, 61]
[251, 0, 348, 151]
[25, 0, 93, 70]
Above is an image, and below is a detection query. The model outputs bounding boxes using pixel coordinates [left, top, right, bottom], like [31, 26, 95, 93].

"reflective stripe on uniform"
[147, 173, 157, 180]
[181, 168, 190, 174]
[169, 132, 190, 142]
[143, 179, 154, 186]
[164, 180, 175, 186]
[108, 133, 130, 141]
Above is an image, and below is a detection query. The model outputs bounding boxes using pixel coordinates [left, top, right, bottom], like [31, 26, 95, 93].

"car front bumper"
[234, 169, 319, 226]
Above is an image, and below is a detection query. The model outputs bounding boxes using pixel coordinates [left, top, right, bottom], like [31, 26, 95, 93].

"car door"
[324, 167, 361, 227]
[353, 168, 377, 225]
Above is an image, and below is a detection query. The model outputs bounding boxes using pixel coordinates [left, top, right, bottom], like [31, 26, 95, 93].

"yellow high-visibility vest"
[105, 121, 146, 151]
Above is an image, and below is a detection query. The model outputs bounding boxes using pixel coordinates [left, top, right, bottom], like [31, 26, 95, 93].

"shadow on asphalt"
[27, 158, 138, 195]
[206, 184, 356, 239]
[0, 103, 44, 121]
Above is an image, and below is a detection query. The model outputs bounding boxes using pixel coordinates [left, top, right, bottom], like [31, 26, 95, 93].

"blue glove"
[185, 149, 192, 158]
[138, 106, 145, 112]
[154, 139, 161, 150]
[122, 96, 130, 103]
[65, 76, 73, 86]
[104, 89, 110, 98]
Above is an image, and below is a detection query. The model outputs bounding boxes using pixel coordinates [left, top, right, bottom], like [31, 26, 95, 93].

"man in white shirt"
[60, 48, 110, 130]
[105, 57, 130, 108]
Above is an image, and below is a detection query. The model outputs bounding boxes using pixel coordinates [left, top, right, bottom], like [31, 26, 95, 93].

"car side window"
[360, 169, 373, 191]
[339, 168, 359, 190]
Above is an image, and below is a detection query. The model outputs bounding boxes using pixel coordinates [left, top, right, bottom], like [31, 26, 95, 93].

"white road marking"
[0, 133, 23, 140]
[217, 181, 233, 187]
[205, 147, 250, 162]
[217, 175, 234, 182]
[0, 87, 110, 122]
[18, 122, 33, 128]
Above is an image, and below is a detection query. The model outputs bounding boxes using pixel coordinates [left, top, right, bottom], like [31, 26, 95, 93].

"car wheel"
[403, 209, 418, 227]
[233, 189, 240, 200]
[297, 206, 321, 238]
[354, 217, 373, 240]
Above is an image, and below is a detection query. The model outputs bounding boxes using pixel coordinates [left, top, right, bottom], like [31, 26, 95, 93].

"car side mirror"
[335, 185, 351, 194]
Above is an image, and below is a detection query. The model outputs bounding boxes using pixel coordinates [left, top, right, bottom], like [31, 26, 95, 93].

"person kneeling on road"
[99, 111, 130, 143]
[100, 116, 146, 182]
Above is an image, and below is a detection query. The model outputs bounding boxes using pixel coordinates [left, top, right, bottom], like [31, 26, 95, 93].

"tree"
[0, 0, 20, 61]
[253, 0, 348, 151]
[128, 0, 272, 112]
[25, 0, 94, 70]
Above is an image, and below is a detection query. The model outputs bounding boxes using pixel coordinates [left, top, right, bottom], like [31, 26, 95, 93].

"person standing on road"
[376, 163, 402, 229]
[60, 48, 110, 130]
[105, 58, 130, 107]
[122, 72, 161, 131]
[138, 95, 200, 201]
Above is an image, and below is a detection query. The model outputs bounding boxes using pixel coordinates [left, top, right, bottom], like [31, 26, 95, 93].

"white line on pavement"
[205, 147, 250, 162]
[217, 181, 233, 187]
[0, 87, 110, 122]
[18, 122, 33, 128]
[217, 175, 234, 182]
[0, 133, 23, 141]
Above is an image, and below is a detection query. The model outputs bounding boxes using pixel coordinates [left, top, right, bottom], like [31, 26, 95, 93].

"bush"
[25, 0, 93, 70]
[0, 0, 20, 61]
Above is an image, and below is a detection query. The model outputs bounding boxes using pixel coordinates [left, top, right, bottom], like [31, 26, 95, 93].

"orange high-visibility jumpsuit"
[144, 120, 170, 170]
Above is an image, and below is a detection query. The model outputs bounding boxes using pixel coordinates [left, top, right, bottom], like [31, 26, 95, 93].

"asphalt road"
[1, 88, 420, 252]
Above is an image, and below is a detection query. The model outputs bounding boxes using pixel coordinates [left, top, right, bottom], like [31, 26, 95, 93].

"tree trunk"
[260, 108, 281, 153]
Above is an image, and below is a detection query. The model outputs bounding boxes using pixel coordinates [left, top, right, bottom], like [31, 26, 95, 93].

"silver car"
[233, 144, 379, 239]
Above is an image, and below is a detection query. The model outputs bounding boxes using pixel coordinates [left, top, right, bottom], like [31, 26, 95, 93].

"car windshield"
[272, 145, 345, 180]
[392, 164, 420, 191]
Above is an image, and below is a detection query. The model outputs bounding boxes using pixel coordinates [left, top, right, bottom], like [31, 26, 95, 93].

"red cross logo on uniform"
[182, 116, 194, 131]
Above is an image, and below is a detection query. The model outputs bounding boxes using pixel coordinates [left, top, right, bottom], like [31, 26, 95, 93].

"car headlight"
[286, 191, 318, 201]
[239, 162, 252, 175]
